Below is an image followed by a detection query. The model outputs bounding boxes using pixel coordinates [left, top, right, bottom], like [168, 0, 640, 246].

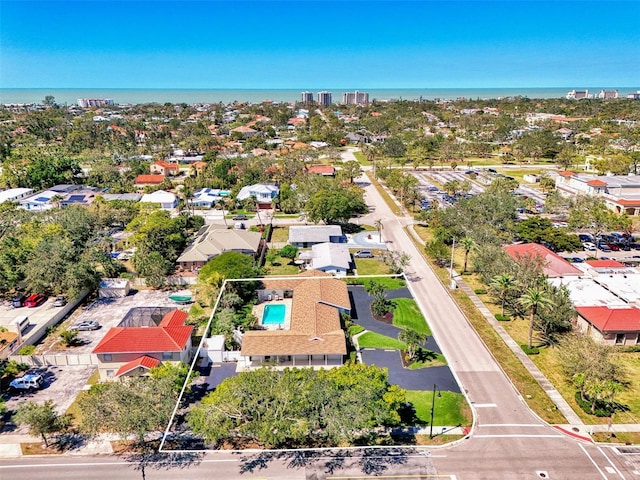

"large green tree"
[188, 364, 405, 448]
[305, 187, 367, 224]
[79, 376, 178, 444]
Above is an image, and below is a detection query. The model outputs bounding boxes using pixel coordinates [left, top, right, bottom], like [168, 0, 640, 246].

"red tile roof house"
[92, 309, 193, 381]
[307, 165, 335, 176]
[134, 174, 166, 187]
[575, 306, 640, 346]
[502, 243, 583, 278]
[150, 160, 180, 176]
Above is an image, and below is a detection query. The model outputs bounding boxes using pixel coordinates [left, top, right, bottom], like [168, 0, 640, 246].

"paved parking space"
[361, 349, 460, 392]
[38, 289, 193, 355]
[2, 365, 96, 430]
[349, 285, 459, 391]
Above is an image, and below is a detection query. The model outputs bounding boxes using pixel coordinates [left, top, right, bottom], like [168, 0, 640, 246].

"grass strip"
[406, 226, 567, 424]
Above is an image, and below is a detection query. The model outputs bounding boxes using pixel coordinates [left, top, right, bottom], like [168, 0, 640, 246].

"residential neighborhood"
[0, 90, 639, 478]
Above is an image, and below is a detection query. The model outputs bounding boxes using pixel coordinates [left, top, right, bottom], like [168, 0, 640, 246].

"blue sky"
[1, 0, 639, 88]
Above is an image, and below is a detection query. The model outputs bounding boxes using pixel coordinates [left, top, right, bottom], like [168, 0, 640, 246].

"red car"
[607, 243, 620, 251]
[24, 294, 46, 308]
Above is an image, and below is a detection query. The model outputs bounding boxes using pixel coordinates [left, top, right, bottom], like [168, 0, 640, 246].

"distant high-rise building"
[341, 91, 369, 105]
[566, 90, 590, 100]
[597, 90, 618, 99]
[317, 91, 332, 106]
[301, 91, 314, 103]
[77, 98, 115, 108]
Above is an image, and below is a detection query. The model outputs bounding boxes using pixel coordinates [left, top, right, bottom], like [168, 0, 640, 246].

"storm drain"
[536, 471, 549, 478]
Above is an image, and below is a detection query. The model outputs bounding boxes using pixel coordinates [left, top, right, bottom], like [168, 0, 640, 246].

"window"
[162, 352, 173, 360]
[635, 334, 640, 346]
[104, 354, 112, 361]
[106, 370, 114, 378]
[615, 333, 625, 345]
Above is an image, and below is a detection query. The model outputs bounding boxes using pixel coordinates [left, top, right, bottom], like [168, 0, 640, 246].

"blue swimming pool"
[262, 304, 286, 325]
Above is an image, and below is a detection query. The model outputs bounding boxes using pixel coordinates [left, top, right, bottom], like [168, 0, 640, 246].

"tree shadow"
[121, 441, 204, 480]
[414, 348, 438, 362]
[238, 447, 414, 477]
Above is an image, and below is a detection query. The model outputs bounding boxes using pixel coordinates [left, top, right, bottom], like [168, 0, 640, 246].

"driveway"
[348, 286, 442, 355]
[360, 349, 460, 393]
[348, 285, 459, 391]
[347, 231, 388, 250]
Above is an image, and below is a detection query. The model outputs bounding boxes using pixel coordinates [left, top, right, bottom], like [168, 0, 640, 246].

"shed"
[204, 335, 226, 363]
[99, 278, 131, 298]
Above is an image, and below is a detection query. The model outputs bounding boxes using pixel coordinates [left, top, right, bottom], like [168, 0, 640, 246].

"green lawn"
[347, 276, 405, 290]
[263, 256, 300, 276]
[269, 226, 290, 243]
[352, 258, 405, 290]
[352, 150, 370, 166]
[407, 349, 447, 369]
[405, 390, 471, 427]
[357, 331, 406, 350]
[392, 298, 430, 335]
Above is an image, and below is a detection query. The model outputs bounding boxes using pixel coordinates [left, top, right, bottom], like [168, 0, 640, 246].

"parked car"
[9, 374, 43, 392]
[232, 214, 247, 221]
[69, 320, 100, 331]
[487, 168, 497, 173]
[572, 257, 585, 263]
[606, 243, 620, 251]
[11, 294, 26, 308]
[583, 242, 596, 251]
[24, 294, 46, 308]
[578, 234, 593, 242]
[598, 244, 612, 252]
[354, 250, 374, 258]
[53, 296, 67, 307]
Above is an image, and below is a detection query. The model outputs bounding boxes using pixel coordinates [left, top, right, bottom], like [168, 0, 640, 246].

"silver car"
[69, 320, 100, 331]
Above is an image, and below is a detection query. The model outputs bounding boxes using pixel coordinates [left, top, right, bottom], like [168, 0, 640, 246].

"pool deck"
[252, 299, 292, 330]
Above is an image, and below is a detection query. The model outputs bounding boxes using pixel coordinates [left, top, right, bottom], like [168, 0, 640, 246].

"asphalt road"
[0, 443, 635, 480]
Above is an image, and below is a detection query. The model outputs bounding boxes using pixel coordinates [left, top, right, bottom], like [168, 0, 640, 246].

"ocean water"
[1, 87, 638, 105]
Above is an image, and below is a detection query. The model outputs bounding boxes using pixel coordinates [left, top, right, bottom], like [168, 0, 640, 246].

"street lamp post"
[429, 383, 441, 439]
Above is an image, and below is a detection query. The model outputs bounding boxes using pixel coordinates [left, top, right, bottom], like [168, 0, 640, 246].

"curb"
[552, 425, 593, 443]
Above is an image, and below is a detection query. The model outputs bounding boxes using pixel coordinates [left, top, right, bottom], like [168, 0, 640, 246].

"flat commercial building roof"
[549, 277, 627, 307]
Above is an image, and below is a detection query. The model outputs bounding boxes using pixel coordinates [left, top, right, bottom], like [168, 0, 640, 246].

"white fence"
[10, 353, 99, 367]
[222, 351, 241, 362]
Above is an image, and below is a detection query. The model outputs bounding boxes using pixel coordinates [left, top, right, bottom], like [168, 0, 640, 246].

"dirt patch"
[21, 441, 64, 455]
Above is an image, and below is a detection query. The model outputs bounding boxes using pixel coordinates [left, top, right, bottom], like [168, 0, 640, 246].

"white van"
[11, 315, 30, 334]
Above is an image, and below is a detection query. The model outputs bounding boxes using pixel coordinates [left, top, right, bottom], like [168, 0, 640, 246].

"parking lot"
[36, 289, 192, 355]
[1, 289, 193, 429]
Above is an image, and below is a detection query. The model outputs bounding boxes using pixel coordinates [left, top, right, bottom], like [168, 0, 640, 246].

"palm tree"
[250, 195, 263, 225]
[490, 274, 516, 316]
[398, 328, 428, 361]
[460, 237, 475, 273]
[374, 219, 383, 243]
[217, 197, 228, 227]
[519, 287, 554, 349]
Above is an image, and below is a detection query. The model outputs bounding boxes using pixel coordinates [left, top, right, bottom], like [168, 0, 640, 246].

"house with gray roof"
[299, 242, 352, 276]
[177, 224, 264, 271]
[288, 225, 345, 248]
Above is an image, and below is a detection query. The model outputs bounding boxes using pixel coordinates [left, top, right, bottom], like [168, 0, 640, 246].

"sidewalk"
[405, 225, 584, 425]
[0, 432, 114, 458]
